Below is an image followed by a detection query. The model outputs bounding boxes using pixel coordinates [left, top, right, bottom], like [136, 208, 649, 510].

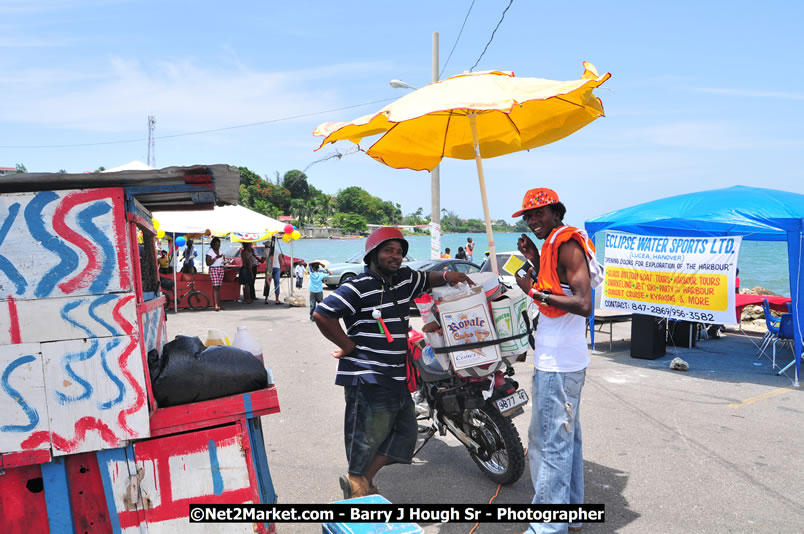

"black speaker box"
[630, 314, 666, 359]
[667, 320, 698, 348]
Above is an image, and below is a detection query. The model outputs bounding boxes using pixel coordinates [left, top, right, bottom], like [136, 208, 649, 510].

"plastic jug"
[232, 325, 264, 364]
[205, 328, 230, 347]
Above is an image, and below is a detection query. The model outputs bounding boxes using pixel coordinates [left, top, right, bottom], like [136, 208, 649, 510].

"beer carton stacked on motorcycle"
[409, 273, 531, 485]
[421, 274, 531, 378]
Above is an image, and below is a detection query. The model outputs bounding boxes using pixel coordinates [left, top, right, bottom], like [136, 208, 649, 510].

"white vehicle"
[479, 250, 530, 287]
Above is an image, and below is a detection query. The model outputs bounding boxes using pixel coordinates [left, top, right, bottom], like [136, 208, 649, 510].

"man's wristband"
[528, 288, 537, 299]
[442, 270, 448, 282]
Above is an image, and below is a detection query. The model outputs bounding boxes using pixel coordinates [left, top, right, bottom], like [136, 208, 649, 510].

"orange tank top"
[533, 226, 597, 318]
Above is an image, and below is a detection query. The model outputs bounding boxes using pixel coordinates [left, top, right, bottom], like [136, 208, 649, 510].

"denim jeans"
[527, 369, 586, 534]
[309, 291, 323, 319]
[271, 267, 281, 297]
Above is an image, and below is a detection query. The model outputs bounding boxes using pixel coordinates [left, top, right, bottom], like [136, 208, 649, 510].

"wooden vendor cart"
[0, 166, 280, 533]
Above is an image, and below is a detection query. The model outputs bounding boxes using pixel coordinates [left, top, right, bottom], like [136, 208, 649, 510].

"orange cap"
[512, 188, 559, 218]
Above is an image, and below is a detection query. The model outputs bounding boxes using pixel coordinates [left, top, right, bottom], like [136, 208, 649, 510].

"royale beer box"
[438, 287, 501, 370]
[491, 288, 530, 359]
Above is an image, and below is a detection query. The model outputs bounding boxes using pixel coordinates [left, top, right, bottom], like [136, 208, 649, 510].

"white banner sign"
[430, 222, 441, 260]
[601, 232, 741, 324]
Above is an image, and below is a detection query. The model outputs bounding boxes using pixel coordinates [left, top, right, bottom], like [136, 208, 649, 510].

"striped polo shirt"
[315, 266, 428, 389]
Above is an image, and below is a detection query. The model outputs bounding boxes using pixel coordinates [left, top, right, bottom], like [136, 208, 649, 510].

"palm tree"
[289, 198, 308, 225]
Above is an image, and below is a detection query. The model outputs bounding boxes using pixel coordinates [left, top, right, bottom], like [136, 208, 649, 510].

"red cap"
[512, 188, 559, 218]
[364, 227, 408, 263]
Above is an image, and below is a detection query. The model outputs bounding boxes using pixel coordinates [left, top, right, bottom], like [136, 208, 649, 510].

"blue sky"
[2, 0, 803, 227]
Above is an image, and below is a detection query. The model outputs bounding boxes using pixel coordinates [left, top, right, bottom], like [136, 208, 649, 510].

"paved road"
[166, 278, 803, 533]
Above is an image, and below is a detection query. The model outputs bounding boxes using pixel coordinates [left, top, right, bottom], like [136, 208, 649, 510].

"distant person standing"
[158, 250, 171, 274]
[262, 241, 272, 303]
[265, 237, 282, 305]
[239, 243, 256, 304]
[181, 239, 197, 273]
[206, 237, 226, 311]
[307, 262, 328, 321]
[465, 237, 475, 262]
[295, 263, 305, 289]
[441, 247, 451, 259]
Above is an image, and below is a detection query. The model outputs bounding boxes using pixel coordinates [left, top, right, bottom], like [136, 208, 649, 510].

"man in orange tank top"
[513, 188, 593, 534]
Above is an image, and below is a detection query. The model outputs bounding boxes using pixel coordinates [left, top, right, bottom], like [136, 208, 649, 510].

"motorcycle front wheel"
[464, 404, 525, 485]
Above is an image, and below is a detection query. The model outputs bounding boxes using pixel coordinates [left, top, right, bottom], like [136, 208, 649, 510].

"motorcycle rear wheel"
[465, 404, 525, 485]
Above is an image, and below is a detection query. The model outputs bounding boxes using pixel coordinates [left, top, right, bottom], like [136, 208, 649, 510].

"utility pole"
[429, 32, 441, 259]
[147, 115, 156, 167]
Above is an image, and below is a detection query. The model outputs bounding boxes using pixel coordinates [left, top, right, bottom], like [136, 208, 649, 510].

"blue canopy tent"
[584, 185, 804, 387]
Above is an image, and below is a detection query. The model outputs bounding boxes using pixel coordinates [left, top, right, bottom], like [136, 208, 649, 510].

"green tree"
[336, 186, 371, 215]
[289, 198, 309, 225]
[15, 163, 27, 173]
[239, 166, 263, 187]
[282, 170, 310, 200]
[332, 212, 368, 234]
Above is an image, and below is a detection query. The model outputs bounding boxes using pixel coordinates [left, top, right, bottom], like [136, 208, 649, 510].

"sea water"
[258, 232, 792, 297]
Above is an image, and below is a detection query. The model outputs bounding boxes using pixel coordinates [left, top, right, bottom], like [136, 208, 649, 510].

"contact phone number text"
[602, 300, 714, 322]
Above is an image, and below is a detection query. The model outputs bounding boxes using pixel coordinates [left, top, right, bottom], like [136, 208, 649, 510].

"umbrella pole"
[468, 113, 499, 274]
[172, 232, 178, 313]
[290, 239, 294, 297]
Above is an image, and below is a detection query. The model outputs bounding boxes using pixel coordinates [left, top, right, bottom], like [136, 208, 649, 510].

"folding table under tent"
[584, 185, 804, 386]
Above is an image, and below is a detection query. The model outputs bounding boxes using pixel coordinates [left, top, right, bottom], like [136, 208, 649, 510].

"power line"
[440, 0, 476, 79]
[0, 97, 395, 150]
[469, 0, 514, 73]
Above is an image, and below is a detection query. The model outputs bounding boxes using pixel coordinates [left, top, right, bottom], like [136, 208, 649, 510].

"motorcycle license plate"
[495, 389, 529, 414]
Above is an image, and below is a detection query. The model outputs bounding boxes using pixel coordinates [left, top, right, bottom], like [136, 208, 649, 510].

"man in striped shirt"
[313, 227, 473, 498]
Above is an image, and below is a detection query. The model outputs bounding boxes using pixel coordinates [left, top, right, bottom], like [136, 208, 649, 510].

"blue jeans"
[309, 291, 323, 319]
[528, 369, 586, 534]
[271, 267, 281, 297]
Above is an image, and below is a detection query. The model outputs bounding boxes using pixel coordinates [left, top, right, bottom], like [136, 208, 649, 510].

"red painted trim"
[183, 173, 212, 184]
[7, 295, 21, 344]
[239, 419, 262, 504]
[119, 425, 255, 528]
[149, 387, 280, 438]
[0, 463, 50, 534]
[21, 417, 120, 453]
[53, 189, 105, 294]
[53, 188, 130, 293]
[128, 212, 154, 233]
[119, 488, 254, 528]
[64, 452, 114, 533]
[113, 295, 147, 437]
[127, 221, 144, 303]
[0, 448, 51, 469]
[140, 296, 166, 313]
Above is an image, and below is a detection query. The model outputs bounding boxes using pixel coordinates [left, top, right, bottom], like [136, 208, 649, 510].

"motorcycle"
[408, 319, 532, 485]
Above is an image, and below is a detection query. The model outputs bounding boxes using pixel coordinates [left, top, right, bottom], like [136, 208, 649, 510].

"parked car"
[324, 250, 416, 288]
[479, 250, 529, 287]
[224, 244, 306, 276]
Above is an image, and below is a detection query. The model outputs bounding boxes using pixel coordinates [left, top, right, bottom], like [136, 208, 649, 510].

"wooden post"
[468, 113, 498, 274]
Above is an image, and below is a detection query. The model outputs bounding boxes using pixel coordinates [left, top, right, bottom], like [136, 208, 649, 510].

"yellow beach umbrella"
[314, 62, 610, 273]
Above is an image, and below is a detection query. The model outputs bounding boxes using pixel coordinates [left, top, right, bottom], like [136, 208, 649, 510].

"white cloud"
[694, 87, 804, 101]
[0, 57, 389, 133]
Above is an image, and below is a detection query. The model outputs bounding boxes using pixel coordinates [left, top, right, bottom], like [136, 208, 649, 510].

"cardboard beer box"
[491, 287, 531, 359]
[438, 287, 501, 370]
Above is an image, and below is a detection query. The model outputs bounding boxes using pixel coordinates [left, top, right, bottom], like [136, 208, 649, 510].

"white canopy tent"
[151, 205, 285, 236]
[101, 160, 155, 173]
[152, 205, 286, 310]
